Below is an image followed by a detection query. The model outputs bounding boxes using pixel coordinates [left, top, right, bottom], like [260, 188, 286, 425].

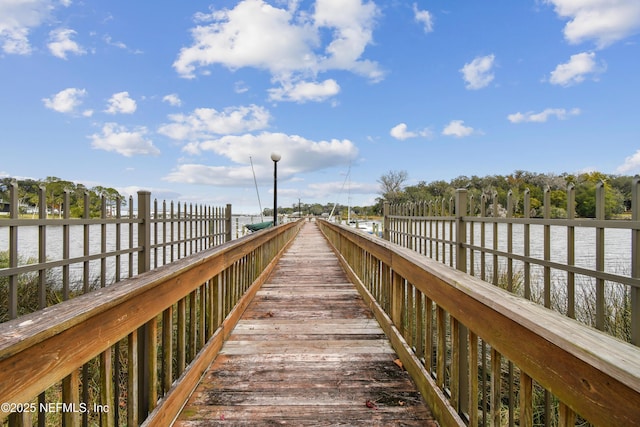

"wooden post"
[137, 191, 151, 420]
[455, 189, 468, 272]
[632, 177, 639, 346]
[62, 369, 80, 427]
[100, 348, 114, 427]
[128, 332, 139, 427]
[566, 184, 576, 318]
[595, 182, 605, 331]
[544, 187, 551, 308]
[383, 202, 390, 241]
[523, 188, 531, 300]
[162, 307, 174, 395]
[8, 181, 18, 320]
[455, 189, 470, 418]
[225, 204, 232, 242]
[468, 331, 479, 427]
[519, 371, 533, 427]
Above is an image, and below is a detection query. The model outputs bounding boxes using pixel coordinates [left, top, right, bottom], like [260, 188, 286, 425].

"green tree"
[44, 177, 75, 218]
[575, 180, 624, 219]
[609, 175, 633, 212]
[92, 186, 125, 217]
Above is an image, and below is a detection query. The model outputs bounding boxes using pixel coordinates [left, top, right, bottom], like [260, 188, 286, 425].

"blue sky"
[1, 0, 639, 213]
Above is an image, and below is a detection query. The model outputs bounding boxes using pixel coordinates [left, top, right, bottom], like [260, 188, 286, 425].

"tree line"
[0, 177, 124, 218]
[3, 170, 636, 220]
[377, 170, 636, 219]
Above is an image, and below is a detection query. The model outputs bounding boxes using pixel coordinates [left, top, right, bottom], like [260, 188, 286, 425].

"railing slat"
[491, 348, 501, 427]
[468, 330, 479, 427]
[519, 371, 532, 427]
[127, 331, 138, 427]
[62, 370, 80, 426]
[163, 306, 173, 394]
[100, 348, 114, 427]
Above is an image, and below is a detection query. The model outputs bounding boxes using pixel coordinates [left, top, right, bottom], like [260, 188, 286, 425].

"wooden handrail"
[318, 220, 640, 427]
[0, 220, 302, 423]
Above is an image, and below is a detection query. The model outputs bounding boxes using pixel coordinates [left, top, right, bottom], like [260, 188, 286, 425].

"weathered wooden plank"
[219, 339, 393, 355]
[174, 222, 435, 426]
[179, 406, 435, 426]
[202, 363, 416, 384]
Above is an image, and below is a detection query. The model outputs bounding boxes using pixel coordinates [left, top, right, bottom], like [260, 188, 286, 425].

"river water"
[1, 219, 634, 289]
[0, 216, 272, 284]
[384, 220, 635, 295]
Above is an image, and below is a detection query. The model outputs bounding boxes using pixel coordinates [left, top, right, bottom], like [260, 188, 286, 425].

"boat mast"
[329, 163, 351, 222]
[250, 156, 264, 222]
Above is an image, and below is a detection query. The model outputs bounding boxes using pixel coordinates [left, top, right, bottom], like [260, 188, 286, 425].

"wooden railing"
[1, 186, 232, 323]
[0, 220, 302, 426]
[384, 182, 640, 347]
[318, 219, 640, 427]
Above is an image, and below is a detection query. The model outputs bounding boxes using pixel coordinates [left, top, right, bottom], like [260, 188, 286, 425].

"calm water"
[398, 221, 634, 293]
[1, 219, 634, 287]
[0, 215, 272, 283]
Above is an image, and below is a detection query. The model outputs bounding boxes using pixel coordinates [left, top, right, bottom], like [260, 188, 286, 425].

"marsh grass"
[475, 265, 631, 426]
[488, 264, 632, 343]
[0, 251, 128, 426]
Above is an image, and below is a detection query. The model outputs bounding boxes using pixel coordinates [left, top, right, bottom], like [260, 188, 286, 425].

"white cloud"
[42, 87, 88, 114]
[158, 104, 271, 141]
[507, 108, 581, 123]
[173, 0, 382, 100]
[268, 79, 340, 103]
[89, 123, 160, 157]
[164, 164, 256, 186]
[306, 180, 379, 199]
[617, 149, 640, 174]
[199, 133, 357, 170]
[162, 93, 182, 107]
[460, 54, 495, 90]
[442, 120, 474, 138]
[0, 0, 54, 55]
[544, 0, 640, 48]
[105, 92, 137, 114]
[389, 123, 432, 141]
[390, 123, 416, 140]
[174, 0, 315, 78]
[103, 34, 127, 50]
[313, 0, 381, 79]
[48, 28, 85, 59]
[413, 3, 434, 33]
[164, 132, 358, 186]
[549, 52, 605, 86]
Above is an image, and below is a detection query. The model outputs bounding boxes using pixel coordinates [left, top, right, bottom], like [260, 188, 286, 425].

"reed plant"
[488, 264, 632, 343]
[478, 265, 632, 426]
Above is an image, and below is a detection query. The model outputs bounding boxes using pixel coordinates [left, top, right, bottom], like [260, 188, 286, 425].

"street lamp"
[271, 152, 281, 226]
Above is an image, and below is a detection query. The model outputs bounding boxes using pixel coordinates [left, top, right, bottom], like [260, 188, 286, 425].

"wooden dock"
[174, 222, 437, 426]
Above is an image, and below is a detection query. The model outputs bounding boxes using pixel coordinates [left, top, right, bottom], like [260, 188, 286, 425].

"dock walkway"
[174, 222, 436, 426]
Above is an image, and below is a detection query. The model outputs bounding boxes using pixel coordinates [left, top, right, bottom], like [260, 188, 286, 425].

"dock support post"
[137, 191, 152, 420]
[632, 178, 639, 346]
[455, 189, 470, 419]
[383, 202, 390, 241]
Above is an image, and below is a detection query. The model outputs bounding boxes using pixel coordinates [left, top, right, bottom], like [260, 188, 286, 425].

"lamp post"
[271, 152, 281, 226]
